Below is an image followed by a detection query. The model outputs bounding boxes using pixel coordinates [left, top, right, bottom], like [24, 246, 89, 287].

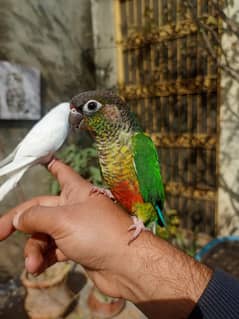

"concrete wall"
[91, 0, 118, 89]
[0, 0, 95, 212]
[218, 3, 239, 235]
[0, 0, 95, 106]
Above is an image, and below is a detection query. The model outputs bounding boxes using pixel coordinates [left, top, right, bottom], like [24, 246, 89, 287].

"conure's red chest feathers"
[69, 90, 165, 231]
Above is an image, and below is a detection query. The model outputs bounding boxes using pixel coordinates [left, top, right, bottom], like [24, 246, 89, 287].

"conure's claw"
[89, 186, 115, 200]
[128, 216, 150, 244]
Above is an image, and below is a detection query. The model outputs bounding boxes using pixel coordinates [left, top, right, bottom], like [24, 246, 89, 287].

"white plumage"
[0, 102, 70, 201]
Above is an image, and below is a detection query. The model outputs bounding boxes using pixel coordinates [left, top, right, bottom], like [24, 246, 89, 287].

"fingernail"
[48, 158, 57, 170]
[13, 211, 22, 228]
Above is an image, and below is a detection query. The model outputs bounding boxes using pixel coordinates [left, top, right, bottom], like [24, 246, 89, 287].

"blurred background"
[0, 0, 238, 318]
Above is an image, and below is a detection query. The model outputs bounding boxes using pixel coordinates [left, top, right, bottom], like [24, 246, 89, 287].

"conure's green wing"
[132, 132, 165, 226]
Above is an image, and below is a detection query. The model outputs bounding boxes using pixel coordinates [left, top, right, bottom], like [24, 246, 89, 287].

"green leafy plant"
[50, 143, 102, 195]
[156, 208, 180, 240]
[157, 209, 200, 257]
[173, 228, 200, 257]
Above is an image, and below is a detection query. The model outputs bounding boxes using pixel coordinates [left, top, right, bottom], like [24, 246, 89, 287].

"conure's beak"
[69, 103, 83, 128]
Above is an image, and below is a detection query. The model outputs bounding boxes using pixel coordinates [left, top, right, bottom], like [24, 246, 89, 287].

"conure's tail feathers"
[0, 167, 28, 201]
[156, 204, 166, 227]
[0, 145, 20, 168]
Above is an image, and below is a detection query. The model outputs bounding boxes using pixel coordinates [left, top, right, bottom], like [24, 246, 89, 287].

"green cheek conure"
[69, 90, 165, 243]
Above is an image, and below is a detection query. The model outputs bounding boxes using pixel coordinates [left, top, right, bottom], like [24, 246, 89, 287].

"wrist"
[116, 231, 212, 319]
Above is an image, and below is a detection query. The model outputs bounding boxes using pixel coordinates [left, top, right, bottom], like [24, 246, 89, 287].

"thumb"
[13, 205, 64, 236]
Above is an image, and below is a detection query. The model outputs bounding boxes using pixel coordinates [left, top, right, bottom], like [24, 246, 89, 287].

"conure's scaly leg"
[128, 216, 150, 244]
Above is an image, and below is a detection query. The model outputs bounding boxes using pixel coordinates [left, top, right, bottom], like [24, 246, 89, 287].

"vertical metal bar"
[153, 0, 159, 28]
[156, 97, 161, 132]
[176, 0, 181, 24]
[176, 0, 181, 81]
[196, 0, 202, 76]
[137, 0, 142, 29]
[168, 96, 174, 185]
[168, 96, 173, 135]
[215, 0, 221, 234]
[114, 0, 125, 86]
[125, 0, 134, 85]
[147, 0, 155, 132]
[187, 95, 192, 188]
[205, 0, 212, 225]
[173, 0, 180, 212]
[135, 0, 141, 88]
[197, 95, 202, 134]
[158, 0, 163, 27]
[198, 0, 202, 17]
[151, 97, 156, 132]
[181, 96, 187, 134]
[162, 0, 168, 25]
[137, 98, 143, 123]
[194, 0, 201, 215]
[169, 0, 177, 24]
[173, 147, 179, 184]
[150, 0, 157, 91]
[176, 0, 180, 81]
[131, 0, 137, 85]
[141, 0, 146, 119]
[168, 34, 173, 81]
[141, 0, 145, 29]
[157, 0, 163, 86]
[160, 96, 165, 134]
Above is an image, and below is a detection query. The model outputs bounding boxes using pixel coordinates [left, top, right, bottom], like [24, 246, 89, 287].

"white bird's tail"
[0, 167, 28, 201]
[0, 145, 20, 168]
[0, 157, 35, 177]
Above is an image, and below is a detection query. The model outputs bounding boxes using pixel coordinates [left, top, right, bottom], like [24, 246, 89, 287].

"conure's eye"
[88, 101, 97, 110]
[83, 100, 102, 114]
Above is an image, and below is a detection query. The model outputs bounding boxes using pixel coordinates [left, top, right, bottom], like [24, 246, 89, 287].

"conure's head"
[69, 90, 141, 137]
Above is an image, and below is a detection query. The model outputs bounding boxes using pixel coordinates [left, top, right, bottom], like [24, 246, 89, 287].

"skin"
[0, 160, 212, 319]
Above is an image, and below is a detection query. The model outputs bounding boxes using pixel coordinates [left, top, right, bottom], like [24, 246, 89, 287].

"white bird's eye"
[83, 100, 102, 115]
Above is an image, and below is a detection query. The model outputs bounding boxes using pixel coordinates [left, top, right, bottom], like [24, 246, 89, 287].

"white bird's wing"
[0, 102, 69, 177]
[16, 117, 69, 159]
[0, 103, 69, 200]
[15, 103, 69, 159]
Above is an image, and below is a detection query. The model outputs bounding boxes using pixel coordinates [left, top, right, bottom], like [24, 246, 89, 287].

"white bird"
[0, 102, 70, 201]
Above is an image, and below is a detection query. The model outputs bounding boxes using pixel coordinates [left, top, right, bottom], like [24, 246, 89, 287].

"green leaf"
[49, 142, 102, 193]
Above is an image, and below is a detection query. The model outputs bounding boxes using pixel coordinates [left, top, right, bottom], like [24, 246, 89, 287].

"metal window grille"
[115, 0, 220, 235]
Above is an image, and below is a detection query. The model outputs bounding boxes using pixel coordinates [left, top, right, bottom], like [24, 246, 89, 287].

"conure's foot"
[128, 216, 150, 244]
[89, 186, 115, 200]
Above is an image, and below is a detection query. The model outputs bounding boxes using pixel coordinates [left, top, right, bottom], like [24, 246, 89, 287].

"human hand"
[0, 160, 212, 318]
[0, 160, 136, 298]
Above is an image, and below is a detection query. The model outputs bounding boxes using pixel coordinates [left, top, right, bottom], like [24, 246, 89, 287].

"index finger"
[0, 195, 60, 241]
[48, 160, 93, 201]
